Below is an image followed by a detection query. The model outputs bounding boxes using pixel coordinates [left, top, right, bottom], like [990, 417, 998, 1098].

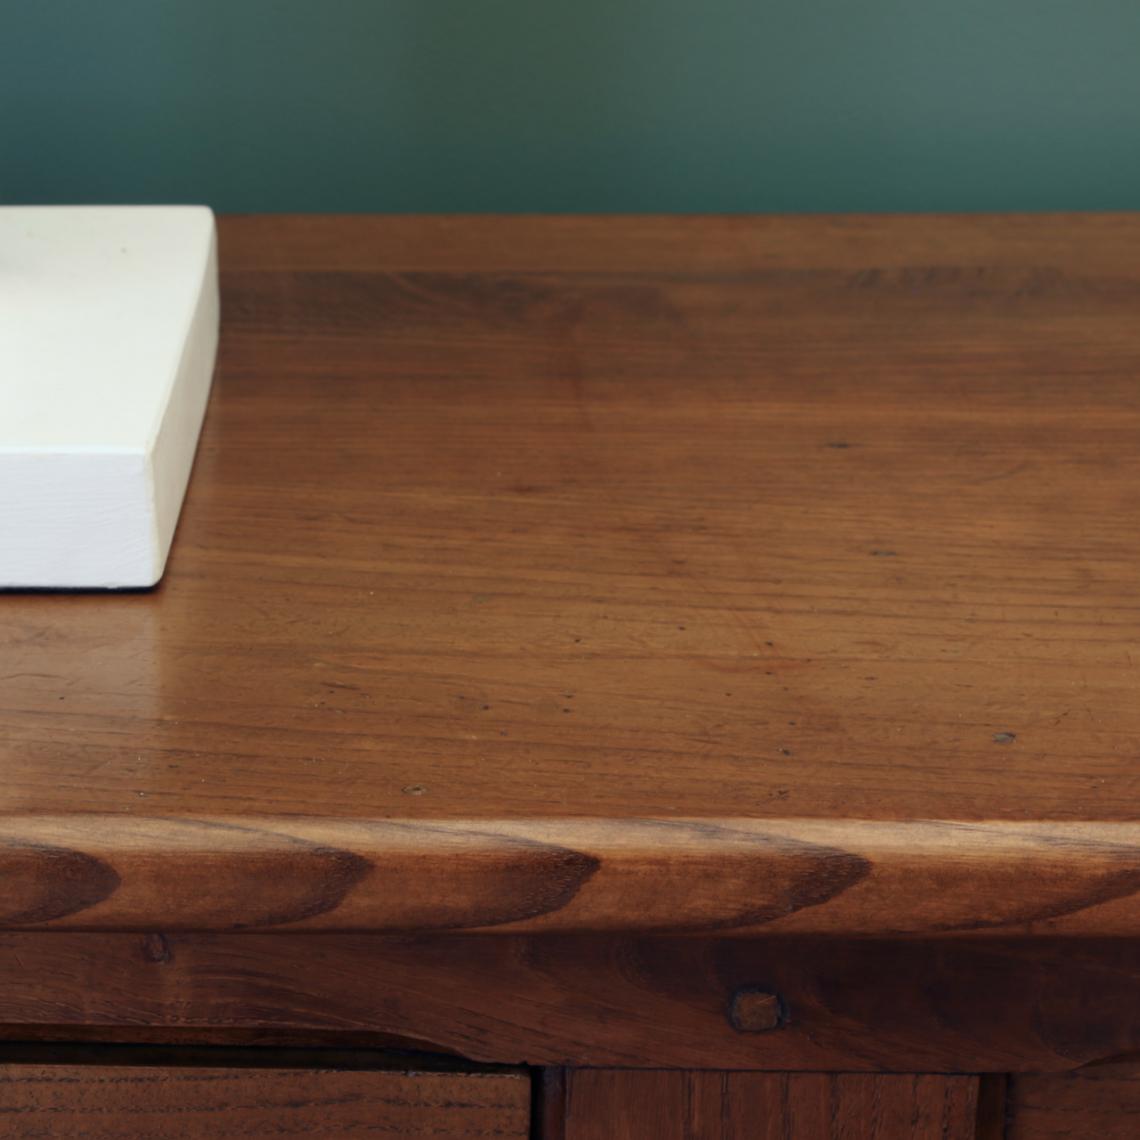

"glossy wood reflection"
[1, 816, 1139, 935]
[3, 216, 1140, 937]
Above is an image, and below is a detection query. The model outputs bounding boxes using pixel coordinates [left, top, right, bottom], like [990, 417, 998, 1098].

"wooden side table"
[2, 215, 1138, 1138]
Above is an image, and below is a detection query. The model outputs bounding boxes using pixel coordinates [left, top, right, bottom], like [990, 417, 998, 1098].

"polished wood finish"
[214, 213, 1140, 274]
[3, 215, 1140, 1133]
[0, 1061, 530, 1138]
[3, 816, 1139, 935]
[1006, 1067, 1140, 1138]
[558, 1070, 980, 1139]
[0, 933, 1135, 1072]
[4, 215, 1140, 938]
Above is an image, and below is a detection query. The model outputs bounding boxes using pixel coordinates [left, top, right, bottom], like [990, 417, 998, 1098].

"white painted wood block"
[1, 206, 219, 588]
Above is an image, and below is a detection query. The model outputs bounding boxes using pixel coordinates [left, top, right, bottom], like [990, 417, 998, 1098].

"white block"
[0, 206, 219, 588]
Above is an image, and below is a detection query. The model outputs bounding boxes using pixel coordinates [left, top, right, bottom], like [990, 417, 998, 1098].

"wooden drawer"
[1007, 1068, 1140, 1139]
[0, 1060, 531, 1139]
[553, 1070, 982, 1139]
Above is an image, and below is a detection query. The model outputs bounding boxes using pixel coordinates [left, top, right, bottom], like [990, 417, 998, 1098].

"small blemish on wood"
[870, 549, 897, 557]
[993, 732, 1017, 745]
[729, 988, 785, 1032]
[141, 933, 172, 964]
[402, 784, 428, 796]
[826, 441, 851, 449]
[323, 680, 361, 693]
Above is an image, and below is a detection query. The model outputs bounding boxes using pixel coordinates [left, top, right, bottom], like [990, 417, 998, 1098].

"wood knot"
[140, 933, 172, 964]
[729, 988, 785, 1033]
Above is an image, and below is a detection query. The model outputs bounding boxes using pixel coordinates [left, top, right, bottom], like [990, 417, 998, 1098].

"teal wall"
[5, 1, 1140, 213]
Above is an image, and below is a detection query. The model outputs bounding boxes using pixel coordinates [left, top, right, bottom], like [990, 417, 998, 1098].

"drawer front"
[0, 1064, 531, 1139]
[555, 1070, 982, 1140]
[1007, 1069, 1140, 1139]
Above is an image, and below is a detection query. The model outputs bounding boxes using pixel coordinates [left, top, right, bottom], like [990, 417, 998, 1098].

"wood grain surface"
[0, 1062, 530, 1138]
[3, 215, 1140, 935]
[556, 1070, 979, 1139]
[0, 933, 1135, 1071]
[1, 816, 1139, 935]
[1006, 1066, 1140, 1138]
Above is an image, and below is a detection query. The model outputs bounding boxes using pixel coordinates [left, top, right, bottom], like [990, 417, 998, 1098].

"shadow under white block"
[1, 206, 219, 588]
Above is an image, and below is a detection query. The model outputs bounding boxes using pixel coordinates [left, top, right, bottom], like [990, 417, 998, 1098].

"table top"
[4, 214, 1140, 937]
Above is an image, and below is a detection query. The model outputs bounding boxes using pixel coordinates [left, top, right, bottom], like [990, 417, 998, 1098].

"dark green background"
[4, 0, 1139, 212]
